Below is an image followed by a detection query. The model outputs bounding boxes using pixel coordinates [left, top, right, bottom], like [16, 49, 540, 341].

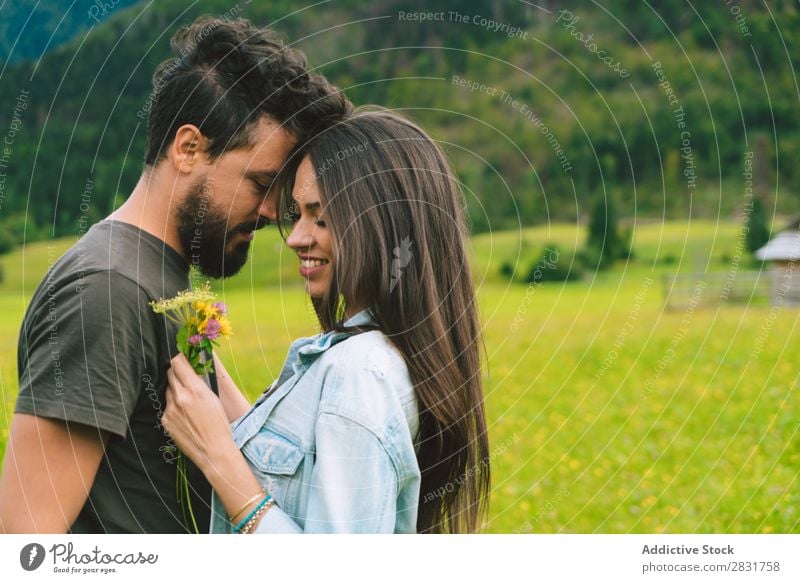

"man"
[0, 15, 349, 533]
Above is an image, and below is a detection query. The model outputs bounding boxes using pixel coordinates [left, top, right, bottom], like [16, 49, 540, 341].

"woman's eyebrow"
[304, 201, 321, 211]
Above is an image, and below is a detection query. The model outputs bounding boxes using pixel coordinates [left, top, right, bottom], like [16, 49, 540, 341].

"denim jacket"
[209, 310, 421, 533]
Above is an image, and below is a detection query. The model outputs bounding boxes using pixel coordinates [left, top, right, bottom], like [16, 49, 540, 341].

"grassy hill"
[0, 218, 760, 296]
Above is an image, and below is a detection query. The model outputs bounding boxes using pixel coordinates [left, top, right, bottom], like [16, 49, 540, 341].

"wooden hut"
[755, 218, 800, 305]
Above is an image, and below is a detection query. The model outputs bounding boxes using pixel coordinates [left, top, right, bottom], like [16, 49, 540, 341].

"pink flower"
[204, 318, 221, 340]
[212, 302, 227, 316]
[188, 334, 202, 346]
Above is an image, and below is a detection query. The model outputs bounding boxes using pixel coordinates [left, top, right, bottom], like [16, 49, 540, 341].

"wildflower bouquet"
[150, 282, 232, 375]
[150, 282, 232, 532]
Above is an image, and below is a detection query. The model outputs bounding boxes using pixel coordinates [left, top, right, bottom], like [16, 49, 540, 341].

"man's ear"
[169, 124, 208, 174]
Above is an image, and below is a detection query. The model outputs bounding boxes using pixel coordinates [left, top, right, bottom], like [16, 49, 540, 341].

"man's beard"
[176, 177, 266, 278]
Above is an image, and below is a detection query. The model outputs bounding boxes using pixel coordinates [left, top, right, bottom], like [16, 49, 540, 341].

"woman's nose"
[286, 220, 313, 250]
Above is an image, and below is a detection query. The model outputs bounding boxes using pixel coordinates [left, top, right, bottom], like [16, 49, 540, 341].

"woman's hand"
[163, 353, 239, 474]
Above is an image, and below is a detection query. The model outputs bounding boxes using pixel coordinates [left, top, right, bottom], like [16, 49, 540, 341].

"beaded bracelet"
[240, 498, 275, 534]
[229, 490, 265, 523]
[233, 494, 272, 533]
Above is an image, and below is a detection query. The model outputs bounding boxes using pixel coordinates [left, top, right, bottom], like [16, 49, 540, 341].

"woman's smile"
[298, 255, 330, 277]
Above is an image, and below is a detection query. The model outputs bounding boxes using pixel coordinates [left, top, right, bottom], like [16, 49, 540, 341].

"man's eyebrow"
[245, 170, 280, 182]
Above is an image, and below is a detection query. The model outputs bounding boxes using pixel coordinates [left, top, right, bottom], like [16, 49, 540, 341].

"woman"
[162, 110, 489, 533]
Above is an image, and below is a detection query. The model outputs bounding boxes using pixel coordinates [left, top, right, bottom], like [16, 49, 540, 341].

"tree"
[584, 189, 628, 269]
[745, 196, 771, 255]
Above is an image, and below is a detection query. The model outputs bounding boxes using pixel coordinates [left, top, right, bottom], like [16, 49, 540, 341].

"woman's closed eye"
[286, 205, 327, 228]
[291, 215, 326, 228]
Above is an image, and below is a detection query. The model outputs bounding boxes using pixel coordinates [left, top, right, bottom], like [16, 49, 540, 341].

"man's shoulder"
[20, 269, 153, 341]
[38, 220, 188, 303]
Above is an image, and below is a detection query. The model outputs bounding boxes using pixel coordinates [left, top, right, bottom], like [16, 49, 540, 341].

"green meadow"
[1, 221, 797, 533]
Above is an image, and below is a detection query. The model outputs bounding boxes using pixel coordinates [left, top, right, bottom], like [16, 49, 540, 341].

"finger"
[160, 403, 171, 430]
[165, 368, 182, 405]
[170, 353, 198, 382]
[170, 352, 190, 368]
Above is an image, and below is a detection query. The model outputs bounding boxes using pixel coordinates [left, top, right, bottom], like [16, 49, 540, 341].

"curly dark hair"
[143, 15, 351, 167]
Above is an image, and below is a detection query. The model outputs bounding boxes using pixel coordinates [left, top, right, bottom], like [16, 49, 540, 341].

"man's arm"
[0, 413, 109, 533]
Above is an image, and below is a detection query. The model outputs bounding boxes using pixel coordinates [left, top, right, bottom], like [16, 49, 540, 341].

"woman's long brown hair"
[280, 109, 490, 533]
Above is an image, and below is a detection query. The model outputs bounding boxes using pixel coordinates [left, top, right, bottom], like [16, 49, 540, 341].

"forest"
[0, 0, 797, 247]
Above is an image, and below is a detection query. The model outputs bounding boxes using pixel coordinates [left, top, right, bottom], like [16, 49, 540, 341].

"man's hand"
[0, 414, 108, 533]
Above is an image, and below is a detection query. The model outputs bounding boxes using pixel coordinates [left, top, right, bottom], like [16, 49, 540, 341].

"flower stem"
[176, 453, 200, 534]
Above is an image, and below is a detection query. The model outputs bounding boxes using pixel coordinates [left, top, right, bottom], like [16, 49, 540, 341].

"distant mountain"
[0, 0, 139, 64]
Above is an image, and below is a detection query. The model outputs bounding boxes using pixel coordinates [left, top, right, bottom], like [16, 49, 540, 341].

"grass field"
[1, 221, 797, 533]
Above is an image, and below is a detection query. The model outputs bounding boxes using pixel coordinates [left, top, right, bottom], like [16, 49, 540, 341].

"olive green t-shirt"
[15, 220, 211, 533]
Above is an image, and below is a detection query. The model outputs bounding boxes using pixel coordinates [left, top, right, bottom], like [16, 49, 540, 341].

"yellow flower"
[218, 317, 232, 337]
[193, 300, 214, 315]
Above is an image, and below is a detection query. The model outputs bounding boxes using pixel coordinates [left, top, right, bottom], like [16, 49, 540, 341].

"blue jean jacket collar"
[232, 309, 376, 446]
[295, 309, 376, 362]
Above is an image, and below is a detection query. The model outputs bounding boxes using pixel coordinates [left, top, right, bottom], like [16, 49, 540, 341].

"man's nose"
[258, 190, 279, 222]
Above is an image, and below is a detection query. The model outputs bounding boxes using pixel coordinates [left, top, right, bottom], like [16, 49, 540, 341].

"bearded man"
[0, 15, 349, 534]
